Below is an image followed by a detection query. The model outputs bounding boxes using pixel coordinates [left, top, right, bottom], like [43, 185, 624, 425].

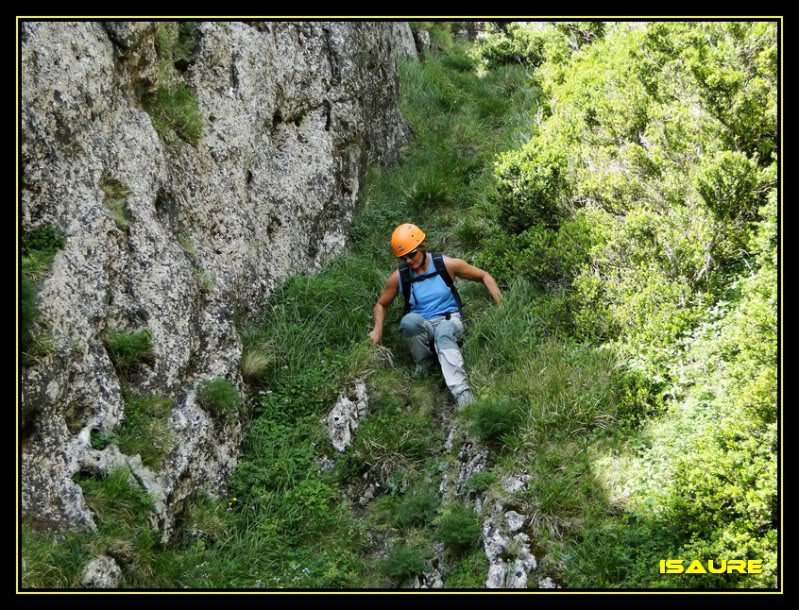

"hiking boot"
[456, 390, 475, 409]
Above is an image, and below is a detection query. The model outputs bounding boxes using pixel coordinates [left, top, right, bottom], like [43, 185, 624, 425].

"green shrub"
[474, 25, 547, 70]
[493, 142, 569, 233]
[90, 430, 120, 451]
[478, 214, 594, 287]
[380, 546, 427, 582]
[554, 21, 606, 50]
[24, 224, 66, 257]
[696, 150, 765, 222]
[395, 488, 440, 529]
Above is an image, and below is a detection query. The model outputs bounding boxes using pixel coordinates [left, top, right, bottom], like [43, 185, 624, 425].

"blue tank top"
[409, 254, 459, 320]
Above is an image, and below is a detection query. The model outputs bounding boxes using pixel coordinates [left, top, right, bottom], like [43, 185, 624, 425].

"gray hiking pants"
[399, 312, 471, 402]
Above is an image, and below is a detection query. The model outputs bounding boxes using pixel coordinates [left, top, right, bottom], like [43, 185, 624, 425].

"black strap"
[432, 253, 464, 320]
[399, 263, 412, 314]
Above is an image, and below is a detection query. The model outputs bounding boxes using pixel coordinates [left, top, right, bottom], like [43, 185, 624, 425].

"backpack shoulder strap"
[431, 253, 465, 319]
[398, 263, 412, 314]
[431, 253, 452, 286]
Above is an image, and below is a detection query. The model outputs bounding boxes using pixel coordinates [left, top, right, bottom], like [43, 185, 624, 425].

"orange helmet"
[391, 224, 425, 257]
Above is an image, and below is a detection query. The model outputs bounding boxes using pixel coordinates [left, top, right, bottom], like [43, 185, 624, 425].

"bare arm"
[369, 271, 399, 344]
[445, 257, 503, 305]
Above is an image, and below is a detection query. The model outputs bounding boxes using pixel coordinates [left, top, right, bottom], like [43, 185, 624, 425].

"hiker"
[368, 224, 503, 408]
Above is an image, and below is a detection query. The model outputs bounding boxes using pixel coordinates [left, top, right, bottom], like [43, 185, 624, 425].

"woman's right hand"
[369, 328, 382, 345]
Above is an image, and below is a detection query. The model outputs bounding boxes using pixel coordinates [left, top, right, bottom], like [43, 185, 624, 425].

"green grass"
[21, 518, 89, 589]
[465, 471, 497, 494]
[22, 224, 66, 279]
[21, 224, 66, 363]
[23, 331, 55, 365]
[144, 85, 204, 146]
[177, 234, 196, 256]
[435, 504, 481, 552]
[197, 378, 240, 416]
[22, 467, 161, 588]
[447, 548, 489, 588]
[192, 270, 216, 296]
[103, 329, 155, 378]
[109, 393, 176, 468]
[379, 546, 428, 583]
[343, 411, 442, 486]
[143, 22, 204, 146]
[395, 488, 440, 530]
[466, 398, 523, 446]
[99, 173, 130, 230]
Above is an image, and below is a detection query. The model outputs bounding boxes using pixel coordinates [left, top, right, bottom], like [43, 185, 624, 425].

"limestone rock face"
[21, 20, 416, 537]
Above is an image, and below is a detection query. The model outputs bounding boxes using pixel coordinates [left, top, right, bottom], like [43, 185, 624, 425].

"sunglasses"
[402, 249, 420, 261]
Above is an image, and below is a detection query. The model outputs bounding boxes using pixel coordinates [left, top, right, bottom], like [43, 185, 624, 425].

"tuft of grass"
[78, 467, 154, 529]
[173, 493, 229, 546]
[379, 546, 427, 582]
[197, 377, 240, 416]
[99, 173, 131, 230]
[154, 22, 197, 75]
[240, 346, 273, 385]
[103, 329, 155, 378]
[465, 471, 497, 494]
[74, 467, 159, 586]
[344, 412, 441, 484]
[467, 398, 523, 446]
[435, 504, 482, 551]
[21, 224, 66, 362]
[395, 488, 440, 530]
[24, 331, 55, 365]
[446, 548, 489, 588]
[146, 23, 204, 146]
[193, 270, 216, 296]
[23, 224, 66, 278]
[115, 393, 175, 468]
[177, 233, 196, 256]
[144, 84, 204, 146]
